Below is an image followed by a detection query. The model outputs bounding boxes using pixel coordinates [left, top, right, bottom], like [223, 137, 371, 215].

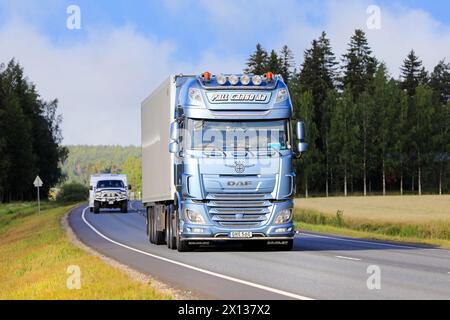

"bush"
[57, 183, 88, 203]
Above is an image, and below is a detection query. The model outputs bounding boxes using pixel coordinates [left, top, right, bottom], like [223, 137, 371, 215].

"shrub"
[57, 183, 88, 203]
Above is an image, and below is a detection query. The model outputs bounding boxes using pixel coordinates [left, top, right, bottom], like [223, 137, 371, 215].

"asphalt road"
[68, 201, 450, 300]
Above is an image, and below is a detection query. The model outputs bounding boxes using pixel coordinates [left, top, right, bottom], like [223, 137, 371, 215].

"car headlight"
[276, 88, 289, 103]
[185, 209, 206, 224]
[275, 209, 292, 224]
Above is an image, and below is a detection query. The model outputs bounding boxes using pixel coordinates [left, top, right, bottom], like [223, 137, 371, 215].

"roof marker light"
[265, 72, 274, 82]
[216, 74, 227, 85]
[252, 75, 262, 86]
[240, 74, 251, 86]
[229, 74, 239, 86]
[202, 71, 212, 81]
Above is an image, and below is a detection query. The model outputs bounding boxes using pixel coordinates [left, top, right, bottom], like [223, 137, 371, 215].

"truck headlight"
[95, 192, 102, 197]
[275, 209, 292, 224]
[185, 209, 206, 224]
[276, 88, 289, 103]
[188, 88, 204, 104]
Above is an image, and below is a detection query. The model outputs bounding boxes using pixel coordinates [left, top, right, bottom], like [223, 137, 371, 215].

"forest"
[0, 60, 67, 202]
[244, 29, 450, 196]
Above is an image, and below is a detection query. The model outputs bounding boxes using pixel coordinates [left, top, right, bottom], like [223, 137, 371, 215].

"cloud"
[0, 1, 449, 146]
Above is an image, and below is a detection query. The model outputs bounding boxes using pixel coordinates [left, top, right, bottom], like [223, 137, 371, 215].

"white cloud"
[0, 1, 449, 146]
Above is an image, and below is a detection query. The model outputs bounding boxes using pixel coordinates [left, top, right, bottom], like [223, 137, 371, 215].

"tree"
[267, 50, 281, 75]
[400, 50, 428, 97]
[298, 91, 320, 197]
[295, 32, 338, 194]
[410, 85, 435, 195]
[329, 88, 359, 196]
[244, 43, 268, 75]
[279, 45, 295, 83]
[0, 59, 66, 202]
[341, 29, 377, 99]
[430, 59, 450, 105]
[122, 156, 142, 196]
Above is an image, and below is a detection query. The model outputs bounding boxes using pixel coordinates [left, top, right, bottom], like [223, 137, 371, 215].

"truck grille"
[207, 194, 272, 228]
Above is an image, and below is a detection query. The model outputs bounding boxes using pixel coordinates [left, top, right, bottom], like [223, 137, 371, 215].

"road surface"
[68, 202, 450, 300]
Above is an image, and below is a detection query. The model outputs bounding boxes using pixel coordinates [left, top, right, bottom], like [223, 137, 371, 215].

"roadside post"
[33, 176, 43, 214]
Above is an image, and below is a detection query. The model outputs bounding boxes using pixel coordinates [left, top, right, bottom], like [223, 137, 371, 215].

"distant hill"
[62, 146, 142, 191]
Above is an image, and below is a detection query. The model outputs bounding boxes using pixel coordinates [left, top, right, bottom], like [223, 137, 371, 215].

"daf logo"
[225, 161, 255, 173]
[227, 181, 252, 187]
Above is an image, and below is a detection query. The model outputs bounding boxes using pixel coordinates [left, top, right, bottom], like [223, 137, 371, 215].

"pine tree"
[400, 50, 428, 97]
[279, 45, 294, 83]
[267, 50, 281, 75]
[245, 43, 268, 75]
[296, 31, 338, 194]
[430, 59, 450, 104]
[341, 29, 377, 99]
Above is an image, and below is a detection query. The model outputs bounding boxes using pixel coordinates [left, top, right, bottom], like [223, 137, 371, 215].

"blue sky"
[0, 0, 449, 145]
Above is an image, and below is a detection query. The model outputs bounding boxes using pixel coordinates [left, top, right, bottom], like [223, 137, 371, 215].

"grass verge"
[294, 208, 450, 248]
[0, 203, 171, 299]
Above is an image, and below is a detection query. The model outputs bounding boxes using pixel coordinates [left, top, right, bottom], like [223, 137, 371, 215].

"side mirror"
[128, 185, 132, 190]
[298, 142, 309, 153]
[169, 141, 179, 154]
[170, 121, 180, 142]
[296, 121, 306, 142]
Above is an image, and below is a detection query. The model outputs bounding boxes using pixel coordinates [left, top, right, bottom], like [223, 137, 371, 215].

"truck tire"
[121, 201, 128, 214]
[147, 207, 154, 243]
[166, 205, 177, 250]
[94, 201, 100, 214]
[149, 206, 165, 245]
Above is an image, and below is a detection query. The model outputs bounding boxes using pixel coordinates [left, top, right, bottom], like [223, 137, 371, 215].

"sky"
[0, 0, 449, 146]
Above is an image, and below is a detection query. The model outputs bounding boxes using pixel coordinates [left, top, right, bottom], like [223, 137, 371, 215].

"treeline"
[245, 30, 450, 196]
[0, 60, 68, 202]
[62, 145, 142, 193]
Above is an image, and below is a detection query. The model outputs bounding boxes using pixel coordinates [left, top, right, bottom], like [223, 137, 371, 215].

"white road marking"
[298, 232, 428, 250]
[335, 255, 362, 261]
[80, 207, 314, 300]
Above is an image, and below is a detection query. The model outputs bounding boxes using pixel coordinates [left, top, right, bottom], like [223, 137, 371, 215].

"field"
[294, 195, 450, 248]
[0, 203, 170, 299]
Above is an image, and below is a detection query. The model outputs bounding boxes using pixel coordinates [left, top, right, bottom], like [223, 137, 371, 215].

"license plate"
[229, 231, 253, 239]
[108, 201, 114, 205]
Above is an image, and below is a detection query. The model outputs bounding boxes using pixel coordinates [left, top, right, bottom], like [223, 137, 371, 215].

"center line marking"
[335, 255, 362, 261]
[80, 207, 314, 300]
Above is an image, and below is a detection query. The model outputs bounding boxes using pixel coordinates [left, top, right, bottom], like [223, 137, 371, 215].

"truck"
[89, 174, 130, 214]
[141, 72, 307, 252]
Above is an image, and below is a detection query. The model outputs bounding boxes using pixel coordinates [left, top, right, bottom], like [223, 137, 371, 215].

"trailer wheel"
[121, 201, 128, 214]
[94, 201, 100, 214]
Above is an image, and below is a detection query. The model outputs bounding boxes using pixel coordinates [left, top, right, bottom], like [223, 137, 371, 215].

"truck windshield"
[186, 119, 290, 152]
[96, 180, 125, 189]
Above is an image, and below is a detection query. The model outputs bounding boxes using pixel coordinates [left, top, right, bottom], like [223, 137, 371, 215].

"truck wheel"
[153, 206, 165, 245]
[94, 201, 100, 214]
[121, 201, 128, 214]
[166, 205, 177, 250]
[147, 208, 154, 243]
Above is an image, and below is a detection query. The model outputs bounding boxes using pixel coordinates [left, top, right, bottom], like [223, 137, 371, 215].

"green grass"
[0, 203, 171, 299]
[294, 196, 450, 248]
